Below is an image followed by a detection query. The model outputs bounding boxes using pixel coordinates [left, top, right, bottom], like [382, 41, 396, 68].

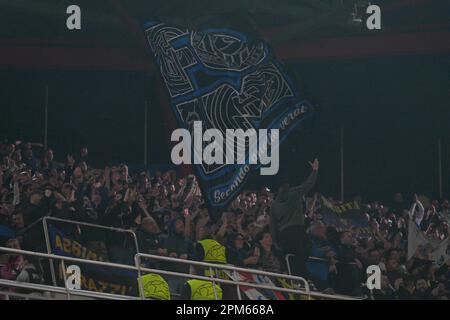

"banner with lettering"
[143, 21, 313, 212]
[48, 225, 138, 296]
[319, 195, 371, 237]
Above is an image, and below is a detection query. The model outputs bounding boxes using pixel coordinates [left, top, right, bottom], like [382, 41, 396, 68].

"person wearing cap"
[270, 159, 319, 277]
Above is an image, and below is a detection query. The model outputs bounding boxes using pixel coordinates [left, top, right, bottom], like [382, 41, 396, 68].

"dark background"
[0, 0, 449, 203]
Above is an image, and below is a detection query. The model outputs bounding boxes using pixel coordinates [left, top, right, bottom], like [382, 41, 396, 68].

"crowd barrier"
[4, 218, 363, 300]
[18, 216, 140, 286]
[285, 254, 357, 276]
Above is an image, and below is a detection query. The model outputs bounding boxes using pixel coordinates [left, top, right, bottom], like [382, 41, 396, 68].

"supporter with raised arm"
[270, 159, 319, 277]
[409, 194, 425, 227]
[3, 135, 450, 300]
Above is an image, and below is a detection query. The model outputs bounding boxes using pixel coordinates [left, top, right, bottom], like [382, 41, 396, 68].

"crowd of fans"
[0, 140, 449, 300]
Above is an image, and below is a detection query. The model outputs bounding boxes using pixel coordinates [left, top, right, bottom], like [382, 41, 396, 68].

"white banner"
[408, 220, 449, 266]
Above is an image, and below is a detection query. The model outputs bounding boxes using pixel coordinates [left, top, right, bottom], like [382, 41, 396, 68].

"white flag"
[408, 220, 449, 266]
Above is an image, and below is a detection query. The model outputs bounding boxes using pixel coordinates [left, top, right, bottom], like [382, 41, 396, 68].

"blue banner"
[48, 225, 138, 296]
[144, 21, 313, 210]
[319, 196, 371, 237]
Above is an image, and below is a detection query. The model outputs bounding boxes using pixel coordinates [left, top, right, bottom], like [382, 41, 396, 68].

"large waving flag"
[143, 21, 312, 211]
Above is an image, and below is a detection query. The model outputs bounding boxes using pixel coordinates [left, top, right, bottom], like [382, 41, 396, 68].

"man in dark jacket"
[270, 159, 319, 277]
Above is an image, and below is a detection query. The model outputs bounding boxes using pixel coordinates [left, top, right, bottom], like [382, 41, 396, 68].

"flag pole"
[340, 126, 344, 202]
[438, 137, 443, 199]
[144, 100, 148, 166]
[44, 84, 49, 150]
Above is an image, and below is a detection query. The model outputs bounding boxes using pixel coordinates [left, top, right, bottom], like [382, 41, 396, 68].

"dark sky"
[1, 54, 449, 202]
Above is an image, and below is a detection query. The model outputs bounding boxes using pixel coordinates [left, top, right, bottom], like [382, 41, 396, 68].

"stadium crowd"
[0, 140, 449, 300]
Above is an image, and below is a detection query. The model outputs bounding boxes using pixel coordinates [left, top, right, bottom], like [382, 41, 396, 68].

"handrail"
[135, 260, 309, 298]
[135, 252, 310, 300]
[307, 256, 356, 265]
[285, 253, 357, 276]
[40, 217, 314, 298]
[0, 279, 139, 300]
[41, 216, 140, 286]
[42, 216, 140, 252]
[16, 217, 45, 236]
[0, 246, 138, 271]
[135, 253, 363, 300]
[1, 246, 307, 299]
[285, 254, 366, 300]
[0, 246, 362, 300]
[136, 252, 310, 285]
[17, 216, 140, 252]
[0, 290, 55, 300]
[15, 216, 141, 286]
[8, 216, 364, 300]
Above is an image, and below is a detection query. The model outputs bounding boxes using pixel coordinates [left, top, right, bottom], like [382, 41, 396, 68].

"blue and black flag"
[143, 21, 312, 211]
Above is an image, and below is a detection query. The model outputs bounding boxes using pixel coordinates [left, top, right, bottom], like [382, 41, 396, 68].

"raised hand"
[308, 158, 319, 171]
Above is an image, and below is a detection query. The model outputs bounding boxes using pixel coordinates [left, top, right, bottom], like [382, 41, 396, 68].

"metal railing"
[285, 254, 358, 276]
[0, 246, 139, 300]
[18, 216, 140, 255]
[21, 216, 140, 286]
[0, 278, 139, 300]
[11, 217, 364, 300]
[0, 290, 55, 300]
[135, 252, 312, 300]
[0, 246, 362, 300]
[285, 254, 366, 299]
